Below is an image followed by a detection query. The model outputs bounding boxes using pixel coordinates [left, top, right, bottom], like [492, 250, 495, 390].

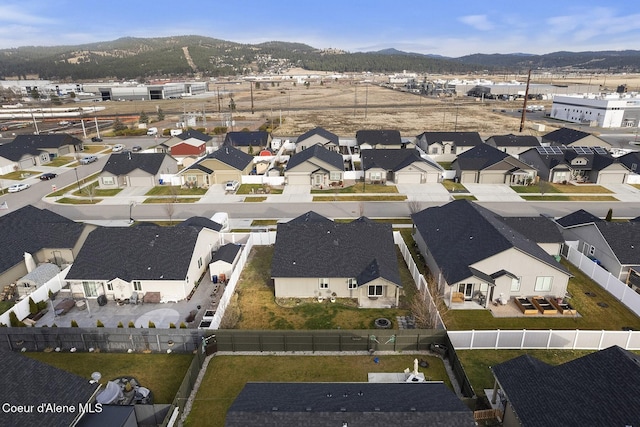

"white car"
[8, 183, 30, 193]
[225, 180, 240, 192]
[112, 144, 126, 152]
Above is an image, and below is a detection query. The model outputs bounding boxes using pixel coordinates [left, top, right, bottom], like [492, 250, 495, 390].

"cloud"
[0, 5, 55, 25]
[459, 15, 494, 31]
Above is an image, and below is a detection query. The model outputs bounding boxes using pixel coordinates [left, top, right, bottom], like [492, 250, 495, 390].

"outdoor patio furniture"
[143, 292, 160, 304]
[130, 292, 139, 305]
[54, 298, 75, 316]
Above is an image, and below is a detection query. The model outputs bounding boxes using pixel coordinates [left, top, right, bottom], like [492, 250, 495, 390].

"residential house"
[0, 205, 91, 287]
[617, 150, 640, 176]
[162, 129, 210, 158]
[181, 144, 253, 187]
[415, 132, 484, 162]
[490, 346, 640, 427]
[556, 209, 640, 289]
[285, 143, 345, 187]
[484, 134, 541, 157]
[294, 127, 340, 153]
[65, 224, 216, 302]
[450, 144, 537, 184]
[271, 212, 402, 308]
[356, 129, 413, 150]
[542, 127, 611, 149]
[361, 148, 443, 184]
[519, 145, 628, 184]
[0, 348, 100, 427]
[411, 200, 571, 307]
[0, 134, 83, 173]
[98, 152, 178, 189]
[224, 131, 271, 154]
[225, 382, 475, 427]
[499, 216, 564, 257]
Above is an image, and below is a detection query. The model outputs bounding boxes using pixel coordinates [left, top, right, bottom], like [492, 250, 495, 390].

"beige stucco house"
[285, 144, 345, 187]
[99, 153, 178, 189]
[181, 144, 253, 187]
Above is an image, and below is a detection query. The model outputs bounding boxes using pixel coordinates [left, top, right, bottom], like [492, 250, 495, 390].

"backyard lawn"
[185, 354, 451, 427]
[25, 352, 193, 404]
[223, 246, 416, 330]
[445, 259, 640, 331]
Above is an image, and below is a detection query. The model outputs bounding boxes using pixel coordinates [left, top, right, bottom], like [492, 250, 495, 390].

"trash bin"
[212, 275, 218, 284]
[97, 295, 107, 306]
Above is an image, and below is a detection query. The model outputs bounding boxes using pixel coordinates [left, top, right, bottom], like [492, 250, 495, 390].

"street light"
[74, 167, 81, 192]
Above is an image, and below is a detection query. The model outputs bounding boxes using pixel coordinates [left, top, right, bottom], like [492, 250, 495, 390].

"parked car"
[132, 145, 142, 152]
[39, 172, 57, 180]
[225, 180, 240, 192]
[91, 136, 103, 142]
[8, 183, 30, 193]
[112, 144, 125, 152]
[80, 155, 98, 165]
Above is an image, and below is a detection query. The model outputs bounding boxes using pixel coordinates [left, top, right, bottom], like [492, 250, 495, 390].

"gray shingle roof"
[555, 209, 603, 228]
[416, 132, 484, 147]
[178, 216, 223, 232]
[12, 133, 83, 149]
[0, 348, 99, 427]
[225, 382, 475, 427]
[0, 205, 84, 274]
[175, 129, 211, 142]
[452, 144, 510, 170]
[205, 144, 253, 170]
[500, 216, 564, 243]
[271, 213, 401, 286]
[491, 345, 640, 427]
[65, 225, 200, 281]
[102, 152, 171, 175]
[487, 134, 540, 147]
[286, 143, 344, 171]
[224, 131, 269, 147]
[356, 129, 402, 146]
[212, 243, 241, 263]
[594, 221, 640, 264]
[542, 127, 591, 145]
[361, 149, 441, 172]
[296, 127, 339, 145]
[411, 200, 568, 284]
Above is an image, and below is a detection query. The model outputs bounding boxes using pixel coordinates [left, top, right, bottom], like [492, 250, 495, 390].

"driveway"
[396, 183, 451, 202]
[276, 184, 312, 202]
[464, 184, 524, 202]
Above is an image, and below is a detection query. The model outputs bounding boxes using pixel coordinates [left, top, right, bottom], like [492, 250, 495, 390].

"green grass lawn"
[521, 195, 617, 201]
[441, 179, 467, 192]
[83, 145, 109, 154]
[224, 246, 415, 330]
[244, 196, 267, 202]
[143, 197, 199, 203]
[445, 260, 640, 331]
[512, 182, 612, 194]
[46, 156, 76, 167]
[145, 185, 207, 196]
[453, 195, 477, 200]
[25, 353, 193, 404]
[185, 354, 451, 427]
[71, 181, 121, 197]
[311, 183, 399, 194]
[0, 170, 40, 180]
[313, 195, 407, 201]
[56, 197, 103, 204]
[237, 184, 283, 195]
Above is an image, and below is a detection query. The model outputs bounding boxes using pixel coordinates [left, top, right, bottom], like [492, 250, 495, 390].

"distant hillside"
[1, 35, 639, 81]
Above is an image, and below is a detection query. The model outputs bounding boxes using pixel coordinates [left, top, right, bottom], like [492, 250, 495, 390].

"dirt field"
[94, 72, 640, 139]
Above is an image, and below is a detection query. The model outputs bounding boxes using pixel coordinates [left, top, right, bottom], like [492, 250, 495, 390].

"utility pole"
[519, 69, 532, 133]
[250, 83, 254, 114]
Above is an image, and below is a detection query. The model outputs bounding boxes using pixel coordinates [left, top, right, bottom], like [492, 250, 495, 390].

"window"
[185, 175, 197, 183]
[101, 176, 114, 185]
[370, 172, 382, 181]
[133, 281, 142, 291]
[319, 278, 329, 289]
[368, 285, 383, 296]
[534, 276, 553, 292]
[197, 257, 202, 268]
[510, 277, 521, 292]
[589, 245, 596, 257]
[107, 283, 113, 291]
[348, 278, 357, 289]
[82, 281, 99, 297]
[330, 171, 342, 181]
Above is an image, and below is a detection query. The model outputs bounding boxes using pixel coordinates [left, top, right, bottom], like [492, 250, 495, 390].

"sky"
[1, 0, 639, 57]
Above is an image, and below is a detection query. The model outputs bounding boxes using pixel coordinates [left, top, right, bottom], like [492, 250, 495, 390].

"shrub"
[28, 297, 38, 315]
[9, 312, 25, 327]
[96, 319, 104, 327]
[51, 323, 57, 327]
[179, 322, 187, 329]
[70, 320, 78, 327]
[48, 289, 55, 300]
[212, 126, 228, 135]
[128, 321, 135, 328]
[117, 321, 124, 328]
[148, 321, 156, 328]
[37, 300, 48, 312]
[169, 322, 176, 328]
[606, 208, 613, 222]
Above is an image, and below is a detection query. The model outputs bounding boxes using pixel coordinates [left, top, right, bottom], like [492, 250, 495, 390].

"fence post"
[495, 330, 500, 350]
[598, 330, 605, 350]
[470, 330, 475, 350]
[625, 330, 633, 350]
[520, 330, 526, 349]
[573, 330, 579, 350]
[546, 330, 553, 349]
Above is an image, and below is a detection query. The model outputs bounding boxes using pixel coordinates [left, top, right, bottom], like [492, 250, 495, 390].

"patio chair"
[130, 292, 138, 305]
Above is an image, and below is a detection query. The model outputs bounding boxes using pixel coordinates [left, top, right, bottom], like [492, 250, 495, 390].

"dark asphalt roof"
[416, 132, 484, 147]
[212, 243, 241, 264]
[296, 127, 339, 145]
[0, 205, 84, 274]
[178, 216, 223, 232]
[361, 149, 441, 171]
[542, 127, 592, 145]
[487, 134, 540, 147]
[595, 221, 640, 264]
[491, 346, 640, 427]
[102, 152, 171, 175]
[411, 200, 569, 284]
[555, 209, 603, 228]
[500, 216, 564, 243]
[0, 347, 99, 427]
[175, 129, 211, 142]
[271, 213, 401, 287]
[65, 225, 201, 281]
[356, 129, 402, 146]
[225, 382, 475, 427]
[205, 144, 253, 170]
[452, 144, 509, 170]
[286, 143, 344, 171]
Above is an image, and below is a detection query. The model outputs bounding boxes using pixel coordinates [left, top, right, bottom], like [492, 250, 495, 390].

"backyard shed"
[209, 243, 242, 281]
[16, 263, 60, 298]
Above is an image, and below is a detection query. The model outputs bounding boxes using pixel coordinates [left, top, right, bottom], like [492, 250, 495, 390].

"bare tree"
[407, 198, 423, 215]
[164, 202, 175, 225]
[82, 183, 96, 202]
[538, 179, 551, 196]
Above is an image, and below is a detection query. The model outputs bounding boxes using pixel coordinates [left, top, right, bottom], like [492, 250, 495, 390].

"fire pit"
[374, 318, 391, 329]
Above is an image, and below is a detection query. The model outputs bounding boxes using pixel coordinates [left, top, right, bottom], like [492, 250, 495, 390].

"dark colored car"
[39, 172, 57, 180]
[91, 136, 103, 142]
[132, 145, 142, 152]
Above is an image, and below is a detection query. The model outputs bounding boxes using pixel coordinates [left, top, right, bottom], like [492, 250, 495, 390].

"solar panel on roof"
[536, 146, 563, 155]
[593, 147, 609, 155]
[573, 146, 593, 155]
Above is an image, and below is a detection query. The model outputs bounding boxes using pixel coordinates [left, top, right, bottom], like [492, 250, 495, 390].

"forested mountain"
[1, 35, 639, 81]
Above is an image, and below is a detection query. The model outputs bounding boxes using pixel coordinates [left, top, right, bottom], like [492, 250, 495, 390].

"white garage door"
[129, 176, 154, 187]
[19, 157, 35, 169]
[597, 173, 625, 184]
[396, 172, 422, 184]
[286, 174, 311, 185]
[214, 171, 241, 184]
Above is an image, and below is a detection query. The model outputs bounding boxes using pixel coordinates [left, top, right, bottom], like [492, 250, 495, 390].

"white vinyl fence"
[565, 244, 640, 316]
